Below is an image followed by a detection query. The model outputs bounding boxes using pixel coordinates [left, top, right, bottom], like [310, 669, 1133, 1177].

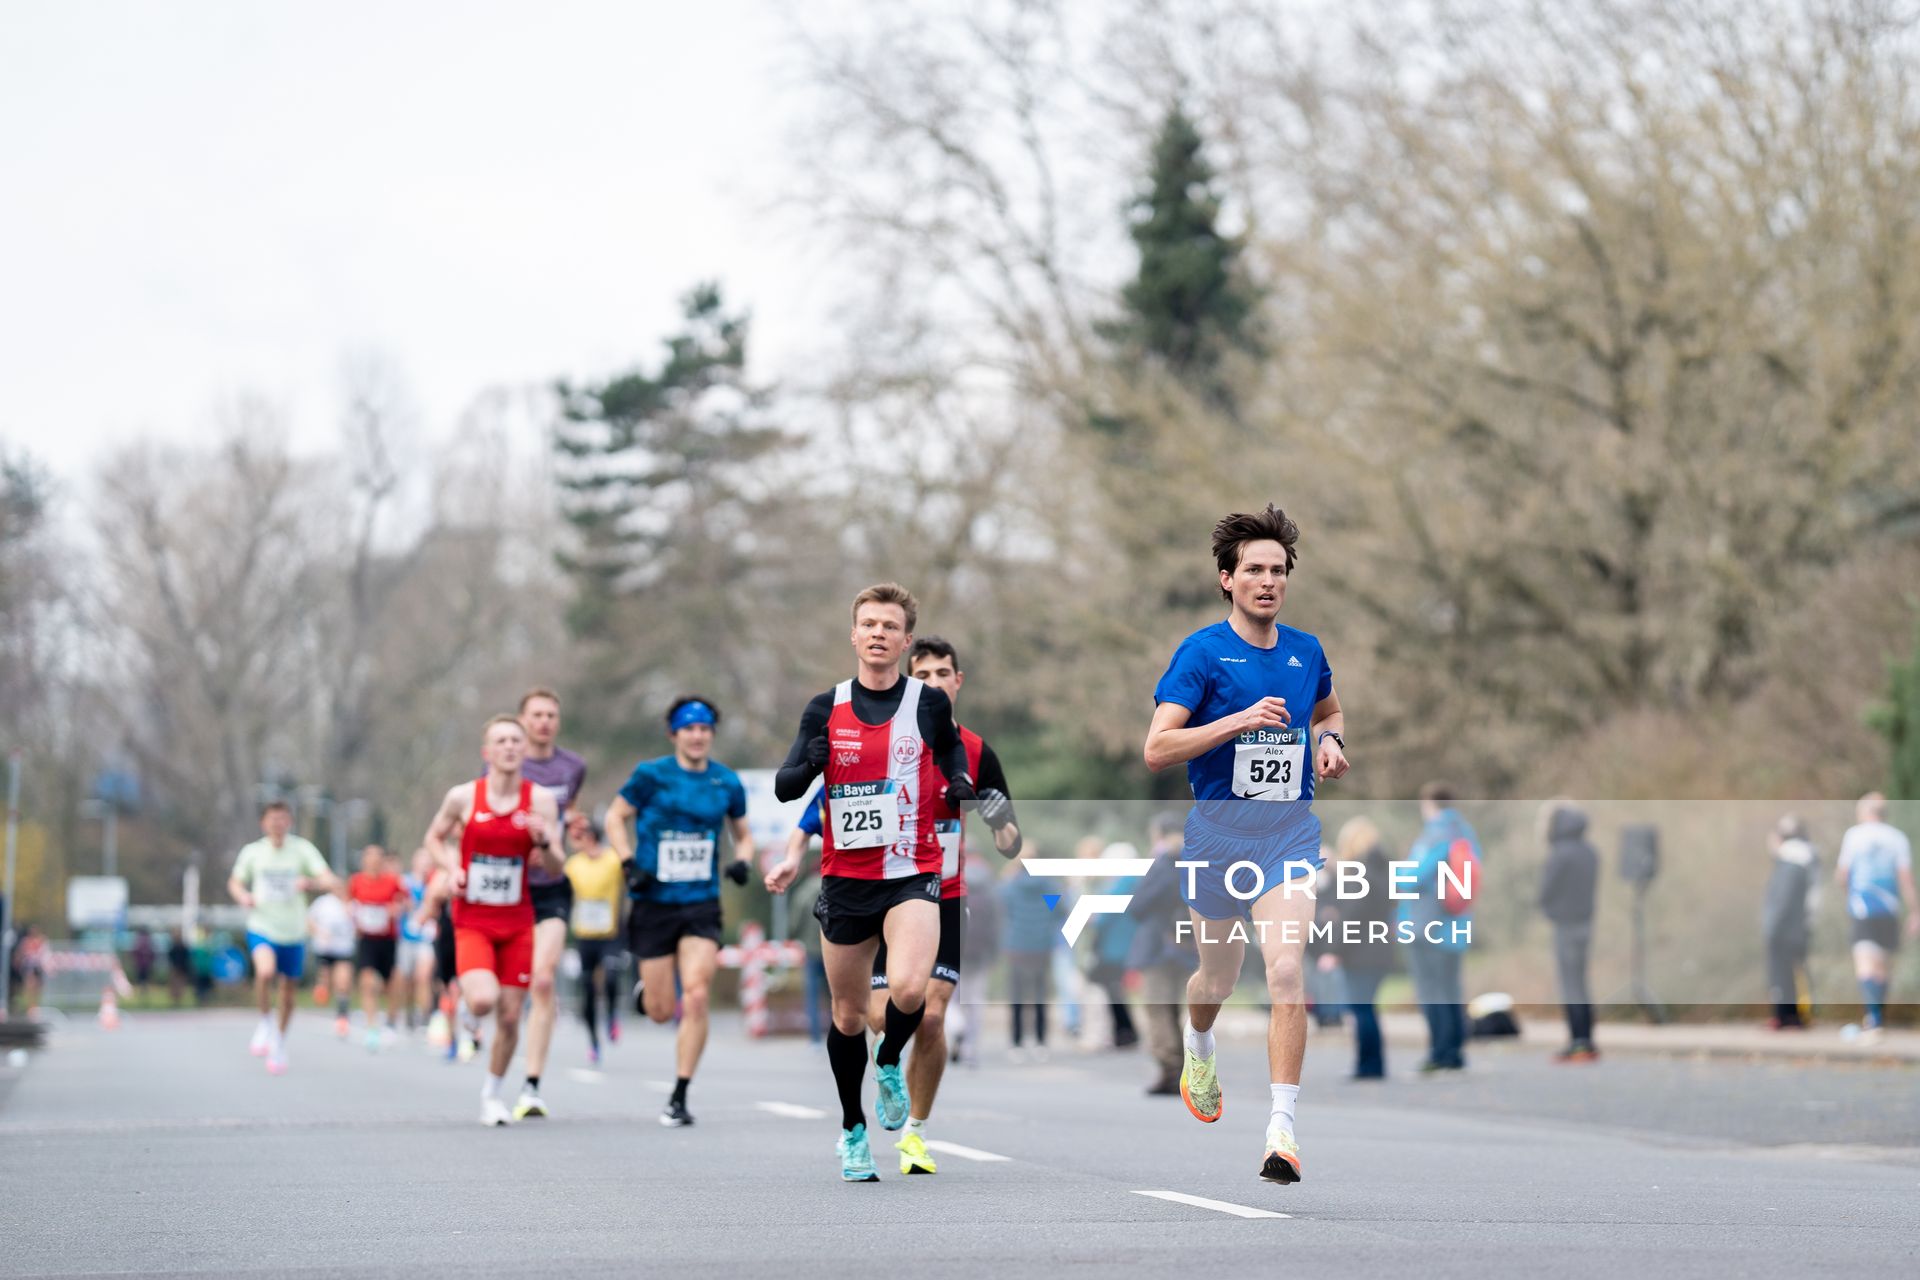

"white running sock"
[1185, 1022, 1215, 1057]
[907, 1116, 928, 1138]
[483, 1073, 504, 1100]
[1269, 1082, 1299, 1132]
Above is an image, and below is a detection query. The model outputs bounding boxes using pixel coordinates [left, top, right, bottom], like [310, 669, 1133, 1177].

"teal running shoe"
[838, 1123, 880, 1182]
[873, 1060, 910, 1131]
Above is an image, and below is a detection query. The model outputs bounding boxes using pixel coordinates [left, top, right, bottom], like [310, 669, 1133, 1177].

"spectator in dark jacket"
[1762, 814, 1820, 1030]
[1538, 799, 1600, 1061]
[1331, 817, 1397, 1079]
[1128, 812, 1194, 1094]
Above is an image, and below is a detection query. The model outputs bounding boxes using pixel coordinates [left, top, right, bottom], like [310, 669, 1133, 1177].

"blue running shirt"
[1153, 620, 1333, 839]
[618, 756, 749, 905]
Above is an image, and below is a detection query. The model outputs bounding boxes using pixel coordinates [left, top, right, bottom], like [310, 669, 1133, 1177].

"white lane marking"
[756, 1101, 828, 1120]
[567, 1069, 604, 1085]
[1131, 1190, 1290, 1220]
[925, 1139, 1012, 1162]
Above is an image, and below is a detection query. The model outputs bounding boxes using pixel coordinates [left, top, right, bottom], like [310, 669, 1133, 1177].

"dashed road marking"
[1131, 1190, 1289, 1219]
[926, 1139, 1012, 1162]
[755, 1101, 828, 1120]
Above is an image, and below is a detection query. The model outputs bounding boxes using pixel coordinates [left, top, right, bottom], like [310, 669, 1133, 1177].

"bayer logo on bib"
[1233, 727, 1304, 802]
[829, 780, 901, 849]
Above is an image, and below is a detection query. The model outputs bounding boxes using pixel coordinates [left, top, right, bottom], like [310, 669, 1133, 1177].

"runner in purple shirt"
[510, 686, 588, 1120]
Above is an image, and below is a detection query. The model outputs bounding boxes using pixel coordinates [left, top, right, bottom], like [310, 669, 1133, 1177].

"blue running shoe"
[873, 1060, 910, 1131]
[838, 1124, 880, 1182]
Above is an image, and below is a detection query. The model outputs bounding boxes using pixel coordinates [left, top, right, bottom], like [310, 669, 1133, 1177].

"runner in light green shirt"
[227, 801, 340, 1074]
[233, 835, 331, 944]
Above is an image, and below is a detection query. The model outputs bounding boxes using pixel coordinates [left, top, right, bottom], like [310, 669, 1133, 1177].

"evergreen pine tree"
[1108, 103, 1259, 389]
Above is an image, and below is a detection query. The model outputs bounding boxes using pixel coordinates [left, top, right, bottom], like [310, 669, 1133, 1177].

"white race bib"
[1232, 728, 1305, 802]
[465, 855, 524, 906]
[572, 898, 615, 934]
[355, 904, 390, 933]
[656, 833, 716, 883]
[255, 868, 298, 904]
[936, 819, 962, 881]
[829, 782, 900, 850]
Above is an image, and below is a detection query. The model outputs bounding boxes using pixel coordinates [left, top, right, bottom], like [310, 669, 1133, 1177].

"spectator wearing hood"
[1538, 799, 1599, 1062]
[1762, 814, 1821, 1030]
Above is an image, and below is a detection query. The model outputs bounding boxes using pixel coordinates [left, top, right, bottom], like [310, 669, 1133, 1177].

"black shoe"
[632, 979, 646, 1016]
[660, 1098, 693, 1127]
[1146, 1076, 1179, 1096]
[1112, 1028, 1141, 1050]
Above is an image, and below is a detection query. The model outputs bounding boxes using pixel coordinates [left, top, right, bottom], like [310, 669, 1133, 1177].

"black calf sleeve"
[876, 998, 925, 1067]
[826, 1026, 868, 1130]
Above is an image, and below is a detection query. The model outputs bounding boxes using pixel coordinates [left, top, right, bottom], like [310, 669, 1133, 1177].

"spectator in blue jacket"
[1000, 854, 1058, 1060]
[1400, 783, 1480, 1071]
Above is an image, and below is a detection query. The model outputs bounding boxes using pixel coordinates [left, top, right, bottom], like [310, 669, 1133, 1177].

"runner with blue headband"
[605, 694, 754, 1128]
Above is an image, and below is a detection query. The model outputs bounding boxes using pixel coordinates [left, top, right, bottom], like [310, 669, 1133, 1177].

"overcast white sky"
[0, 0, 830, 481]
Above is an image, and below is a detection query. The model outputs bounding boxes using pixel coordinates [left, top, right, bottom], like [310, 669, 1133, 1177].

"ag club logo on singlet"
[891, 737, 921, 766]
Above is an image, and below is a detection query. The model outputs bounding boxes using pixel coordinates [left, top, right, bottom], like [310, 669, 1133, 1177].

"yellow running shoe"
[896, 1129, 937, 1175]
[1180, 1043, 1222, 1123]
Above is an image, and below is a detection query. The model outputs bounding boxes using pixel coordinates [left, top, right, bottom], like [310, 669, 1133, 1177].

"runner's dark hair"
[1212, 504, 1299, 599]
[908, 636, 961, 671]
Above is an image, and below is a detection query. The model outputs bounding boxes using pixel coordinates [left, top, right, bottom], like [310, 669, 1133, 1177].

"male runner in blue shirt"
[1144, 504, 1347, 1186]
[605, 696, 754, 1128]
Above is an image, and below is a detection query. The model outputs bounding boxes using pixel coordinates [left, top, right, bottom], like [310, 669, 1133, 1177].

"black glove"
[944, 773, 977, 811]
[725, 859, 750, 886]
[805, 735, 830, 768]
[624, 858, 655, 895]
[977, 787, 1014, 830]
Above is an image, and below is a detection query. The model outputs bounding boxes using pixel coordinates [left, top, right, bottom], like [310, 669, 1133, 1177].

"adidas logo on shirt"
[1287, 655, 1303, 667]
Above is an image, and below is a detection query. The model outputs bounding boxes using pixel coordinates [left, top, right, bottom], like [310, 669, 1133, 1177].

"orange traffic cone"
[98, 986, 121, 1031]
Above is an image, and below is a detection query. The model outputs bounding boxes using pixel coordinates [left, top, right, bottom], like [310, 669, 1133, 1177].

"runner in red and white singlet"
[424, 714, 564, 1127]
[864, 636, 1021, 1174]
[766, 583, 976, 1183]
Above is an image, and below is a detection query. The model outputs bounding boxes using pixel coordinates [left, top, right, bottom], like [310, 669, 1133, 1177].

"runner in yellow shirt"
[565, 811, 626, 1065]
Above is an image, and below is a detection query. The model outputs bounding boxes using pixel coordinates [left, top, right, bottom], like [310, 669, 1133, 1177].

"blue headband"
[670, 701, 716, 732]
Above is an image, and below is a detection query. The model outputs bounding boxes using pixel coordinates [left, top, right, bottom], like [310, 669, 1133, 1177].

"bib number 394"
[1233, 728, 1304, 802]
[830, 781, 900, 850]
[465, 855, 524, 906]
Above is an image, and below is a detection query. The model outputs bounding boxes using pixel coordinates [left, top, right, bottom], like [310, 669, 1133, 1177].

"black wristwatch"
[1318, 730, 1345, 750]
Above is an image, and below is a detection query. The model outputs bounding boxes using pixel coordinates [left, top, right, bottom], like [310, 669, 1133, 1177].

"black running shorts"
[354, 935, 397, 981]
[628, 898, 724, 960]
[872, 895, 965, 988]
[814, 872, 941, 948]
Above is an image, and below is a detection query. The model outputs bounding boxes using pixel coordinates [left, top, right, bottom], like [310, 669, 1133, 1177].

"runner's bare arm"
[423, 786, 468, 886]
[604, 794, 637, 863]
[227, 866, 254, 910]
[1143, 698, 1291, 772]
[529, 788, 565, 877]
[416, 871, 451, 924]
[1311, 689, 1348, 780]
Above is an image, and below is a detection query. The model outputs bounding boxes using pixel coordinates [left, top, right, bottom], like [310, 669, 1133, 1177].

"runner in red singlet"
[424, 714, 564, 1126]
[766, 583, 977, 1182]
[864, 636, 1020, 1174]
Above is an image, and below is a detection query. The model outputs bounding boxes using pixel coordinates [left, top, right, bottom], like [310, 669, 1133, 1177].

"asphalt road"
[2, 1008, 1917, 1279]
